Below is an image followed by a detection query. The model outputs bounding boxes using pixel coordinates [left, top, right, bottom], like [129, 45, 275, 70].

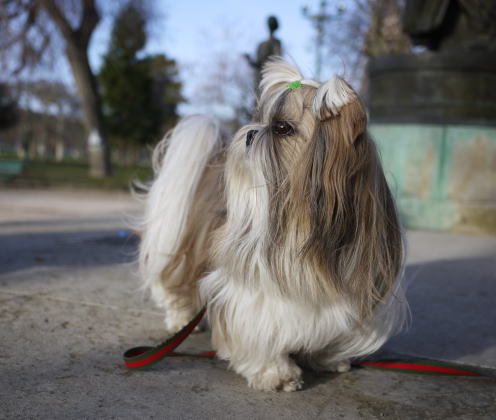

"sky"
[86, 0, 349, 115]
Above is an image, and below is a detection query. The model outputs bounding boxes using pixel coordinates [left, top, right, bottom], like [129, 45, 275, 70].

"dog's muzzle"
[246, 130, 258, 148]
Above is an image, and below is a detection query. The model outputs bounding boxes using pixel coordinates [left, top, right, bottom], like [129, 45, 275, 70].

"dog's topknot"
[260, 57, 319, 98]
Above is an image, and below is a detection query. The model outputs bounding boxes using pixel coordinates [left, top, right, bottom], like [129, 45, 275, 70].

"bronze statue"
[403, 0, 496, 51]
[244, 16, 282, 90]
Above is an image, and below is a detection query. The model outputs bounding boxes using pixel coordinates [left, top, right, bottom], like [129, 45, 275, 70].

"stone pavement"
[1, 189, 495, 419]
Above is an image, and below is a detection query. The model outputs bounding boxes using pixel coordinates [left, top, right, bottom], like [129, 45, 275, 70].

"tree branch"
[38, 0, 75, 42]
[0, 2, 36, 49]
[76, 0, 99, 47]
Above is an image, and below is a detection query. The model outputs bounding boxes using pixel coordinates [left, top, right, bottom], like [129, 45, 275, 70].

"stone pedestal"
[368, 51, 496, 233]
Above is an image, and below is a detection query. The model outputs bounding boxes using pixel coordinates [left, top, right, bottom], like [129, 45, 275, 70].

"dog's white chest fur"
[201, 270, 356, 358]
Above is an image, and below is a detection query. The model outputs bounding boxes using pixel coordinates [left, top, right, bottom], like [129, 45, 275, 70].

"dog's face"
[221, 59, 402, 319]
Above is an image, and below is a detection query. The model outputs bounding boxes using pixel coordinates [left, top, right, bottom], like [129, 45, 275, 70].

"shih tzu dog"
[139, 58, 407, 391]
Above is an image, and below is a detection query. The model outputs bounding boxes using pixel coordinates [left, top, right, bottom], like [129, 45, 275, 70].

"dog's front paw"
[164, 309, 206, 334]
[247, 360, 303, 392]
[326, 360, 351, 373]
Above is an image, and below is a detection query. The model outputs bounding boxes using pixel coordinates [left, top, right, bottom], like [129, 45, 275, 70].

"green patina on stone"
[371, 123, 496, 234]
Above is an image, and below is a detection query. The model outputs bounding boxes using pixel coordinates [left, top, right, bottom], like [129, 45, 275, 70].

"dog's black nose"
[246, 130, 258, 147]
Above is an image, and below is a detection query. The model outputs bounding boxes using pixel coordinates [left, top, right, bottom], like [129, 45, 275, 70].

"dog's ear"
[312, 75, 366, 139]
[312, 75, 367, 148]
[294, 85, 403, 319]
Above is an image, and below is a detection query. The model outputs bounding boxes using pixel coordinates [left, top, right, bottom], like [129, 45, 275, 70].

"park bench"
[0, 159, 24, 184]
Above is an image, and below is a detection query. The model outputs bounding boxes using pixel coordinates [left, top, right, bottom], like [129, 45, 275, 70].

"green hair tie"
[287, 80, 302, 90]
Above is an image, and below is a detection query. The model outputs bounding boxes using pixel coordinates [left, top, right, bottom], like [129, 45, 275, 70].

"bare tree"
[185, 23, 255, 133]
[0, 0, 111, 176]
[327, 0, 411, 93]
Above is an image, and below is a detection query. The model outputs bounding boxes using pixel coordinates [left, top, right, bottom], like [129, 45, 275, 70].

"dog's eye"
[272, 121, 294, 137]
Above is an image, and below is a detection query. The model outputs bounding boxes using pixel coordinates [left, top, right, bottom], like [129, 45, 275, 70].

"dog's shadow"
[383, 256, 496, 364]
[301, 368, 341, 390]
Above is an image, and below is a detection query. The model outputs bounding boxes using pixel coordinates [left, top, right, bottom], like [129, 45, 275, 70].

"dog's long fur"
[139, 58, 407, 391]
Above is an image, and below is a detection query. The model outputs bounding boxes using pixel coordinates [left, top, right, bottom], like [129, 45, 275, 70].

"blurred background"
[0, 0, 495, 233]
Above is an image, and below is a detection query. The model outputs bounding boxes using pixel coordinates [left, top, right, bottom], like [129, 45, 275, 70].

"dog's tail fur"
[139, 115, 226, 331]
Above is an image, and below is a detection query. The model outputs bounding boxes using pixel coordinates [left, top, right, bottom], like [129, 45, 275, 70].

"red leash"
[123, 307, 495, 378]
[124, 308, 212, 369]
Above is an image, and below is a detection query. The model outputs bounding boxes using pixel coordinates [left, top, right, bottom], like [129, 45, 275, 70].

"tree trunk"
[55, 110, 65, 162]
[38, 120, 48, 159]
[36, 141, 46, 158]
[39, 0, 111, 177]
[55, 139, 65, 161]
[65, 44, 111, 177]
